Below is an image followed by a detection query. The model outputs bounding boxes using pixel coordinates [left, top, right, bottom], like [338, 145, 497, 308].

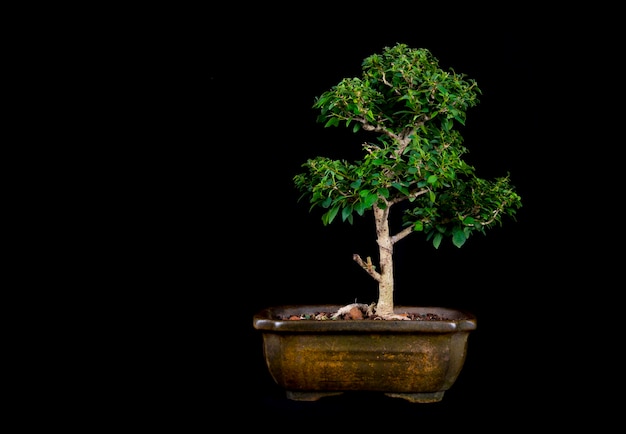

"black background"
[108, 6, 614, 430]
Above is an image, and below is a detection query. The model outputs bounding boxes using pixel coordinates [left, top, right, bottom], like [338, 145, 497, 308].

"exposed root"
[330, 303, 374, 320]
[376, 312, 411, 321]
[330, 302, 407, 320]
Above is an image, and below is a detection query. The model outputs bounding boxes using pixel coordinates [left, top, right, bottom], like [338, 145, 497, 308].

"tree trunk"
[373, 205, 395, 317]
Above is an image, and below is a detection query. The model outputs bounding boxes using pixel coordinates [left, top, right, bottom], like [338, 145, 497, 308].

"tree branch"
[353, 254, 381, 282]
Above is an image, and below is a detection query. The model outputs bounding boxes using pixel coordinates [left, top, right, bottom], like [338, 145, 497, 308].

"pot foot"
[385, 391, 445, 403]
[285, 390, 344, 401]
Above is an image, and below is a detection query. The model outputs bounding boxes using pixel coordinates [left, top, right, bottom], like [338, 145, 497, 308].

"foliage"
[294, 43, 522, 249]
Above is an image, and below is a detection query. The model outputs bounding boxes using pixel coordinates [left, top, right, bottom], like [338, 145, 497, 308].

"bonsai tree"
[294, 43, 522, 320]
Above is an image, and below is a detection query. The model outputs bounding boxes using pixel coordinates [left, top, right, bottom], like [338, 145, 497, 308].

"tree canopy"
[294, 43, 522, 249]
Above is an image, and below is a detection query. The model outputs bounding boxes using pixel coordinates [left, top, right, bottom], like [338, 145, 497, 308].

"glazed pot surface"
[253, 305, 476, 403]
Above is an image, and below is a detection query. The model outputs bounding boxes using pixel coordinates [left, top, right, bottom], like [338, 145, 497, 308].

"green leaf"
[364, 193, 378, 207]
[452, 228, 467, 248]
[324, 117, 340, 128]
[354, 201, 366, 215]
[391, 183, 409, 195]
[433, 233, 443, 249]
[326, 204, 340, 224]
[341, 206, 352, 222]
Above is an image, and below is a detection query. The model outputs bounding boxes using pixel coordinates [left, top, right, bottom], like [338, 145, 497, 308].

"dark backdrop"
[114, 7, 610, 430]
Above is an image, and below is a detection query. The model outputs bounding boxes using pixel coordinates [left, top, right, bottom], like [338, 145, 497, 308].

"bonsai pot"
[253, 304, 477, 403]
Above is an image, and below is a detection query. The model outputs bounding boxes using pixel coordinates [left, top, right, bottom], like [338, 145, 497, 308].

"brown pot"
[253, 305, 477, 403]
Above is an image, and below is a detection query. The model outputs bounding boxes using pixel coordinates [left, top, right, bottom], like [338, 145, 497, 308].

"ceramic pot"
[253, 304, 477, 403]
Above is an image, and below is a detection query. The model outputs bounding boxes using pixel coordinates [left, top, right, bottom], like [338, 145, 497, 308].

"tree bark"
[373, 205, 395, 317]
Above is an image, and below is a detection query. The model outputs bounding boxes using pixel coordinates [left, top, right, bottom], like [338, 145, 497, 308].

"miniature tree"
[293, 43, 523, 320]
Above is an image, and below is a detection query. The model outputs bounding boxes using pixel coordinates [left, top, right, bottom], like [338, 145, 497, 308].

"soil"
[280, 303, 450, 321]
